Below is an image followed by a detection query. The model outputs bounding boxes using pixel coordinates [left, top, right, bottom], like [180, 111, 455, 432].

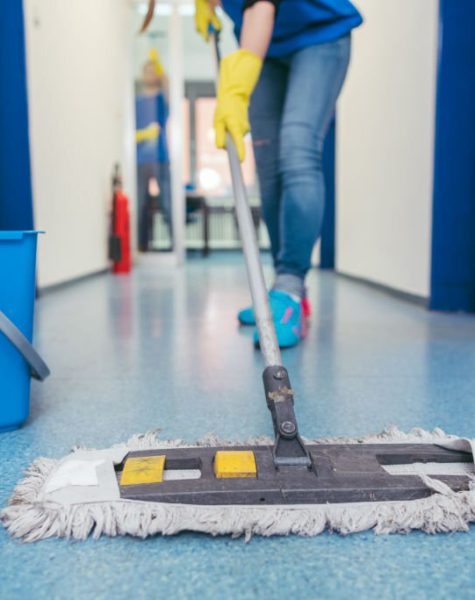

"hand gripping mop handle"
[212, 35, 310, 467]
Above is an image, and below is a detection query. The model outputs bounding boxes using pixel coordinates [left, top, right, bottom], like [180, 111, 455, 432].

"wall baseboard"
[38, 268, 109, 297]
[336, 271, 428, 308]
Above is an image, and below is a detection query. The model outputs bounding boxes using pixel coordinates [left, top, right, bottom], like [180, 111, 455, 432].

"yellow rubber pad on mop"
[214, 450, 257, 478]
[120, 455, 166, 486]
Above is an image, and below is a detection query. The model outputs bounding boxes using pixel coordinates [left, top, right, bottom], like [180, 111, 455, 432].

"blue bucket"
[0, 231, 49, 432]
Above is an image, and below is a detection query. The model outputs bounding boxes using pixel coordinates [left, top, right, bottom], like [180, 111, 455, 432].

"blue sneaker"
[238, 292, 311, 329]
[253, 290, 303, 349]
[237, 304, 256, 326]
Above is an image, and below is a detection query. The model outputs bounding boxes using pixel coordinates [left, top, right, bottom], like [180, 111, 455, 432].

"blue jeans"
[137, 161, 172, 250]
[249, 35, 351, 280]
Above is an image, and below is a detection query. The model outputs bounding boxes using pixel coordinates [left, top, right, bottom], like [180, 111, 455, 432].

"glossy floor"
[1, 254, 474, 600]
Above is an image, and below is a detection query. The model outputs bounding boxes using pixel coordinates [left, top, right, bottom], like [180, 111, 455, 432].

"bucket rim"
[0, 230, 44, 240]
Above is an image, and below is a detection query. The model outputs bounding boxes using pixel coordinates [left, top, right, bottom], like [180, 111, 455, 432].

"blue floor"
[1, 254, 475, 599]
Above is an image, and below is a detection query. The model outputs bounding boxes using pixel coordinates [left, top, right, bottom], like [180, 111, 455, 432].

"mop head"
[1, 426, 474, 542]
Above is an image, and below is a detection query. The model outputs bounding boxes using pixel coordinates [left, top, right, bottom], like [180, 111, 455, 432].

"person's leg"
[137, 162, 155, 252]
[249, 58, 288, 266]
[157, 161, 172, 241]
[275, 36, 352, 297]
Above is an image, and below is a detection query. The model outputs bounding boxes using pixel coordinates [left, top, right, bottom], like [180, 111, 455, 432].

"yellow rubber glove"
[214, 49, 262, 162]
[148, 48, 164, 77]
[136, 122, 160, 143]
[195, 0, 221, 42]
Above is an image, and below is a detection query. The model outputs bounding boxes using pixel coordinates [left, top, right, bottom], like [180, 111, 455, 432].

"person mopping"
[196, 0, 362, 347]
[135, 50, 172, 251]
[141, 0, 362, 345]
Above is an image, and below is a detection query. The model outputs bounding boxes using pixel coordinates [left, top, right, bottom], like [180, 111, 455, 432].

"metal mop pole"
[211, 37, 281, 369]
[212, 35, 310, 467]
[225, 136, 282, 368]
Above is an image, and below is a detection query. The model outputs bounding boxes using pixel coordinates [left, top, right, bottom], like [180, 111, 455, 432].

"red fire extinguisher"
[109, 164, 132, 274]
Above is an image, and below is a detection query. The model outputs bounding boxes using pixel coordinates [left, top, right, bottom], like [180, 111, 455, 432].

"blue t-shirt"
[135, 93, 169, 165]
[222, 0, 363, 57]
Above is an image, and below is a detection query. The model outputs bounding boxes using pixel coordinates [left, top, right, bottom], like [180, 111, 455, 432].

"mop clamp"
[262, 366, 297, 434]
[263, 366, 311, 467]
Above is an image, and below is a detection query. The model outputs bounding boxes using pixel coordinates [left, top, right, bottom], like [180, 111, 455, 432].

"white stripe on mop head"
[383, 462, 475, 476]
[163, 469, 202, 481]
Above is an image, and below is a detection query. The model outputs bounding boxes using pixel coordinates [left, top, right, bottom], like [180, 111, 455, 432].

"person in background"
[142, 0, 362, 348]
[135, 50, 172, 251]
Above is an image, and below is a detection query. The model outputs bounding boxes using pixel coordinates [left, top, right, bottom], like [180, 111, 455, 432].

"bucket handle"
[0, 311, 50, 381]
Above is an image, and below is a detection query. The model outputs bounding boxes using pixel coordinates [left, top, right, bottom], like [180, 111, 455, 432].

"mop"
[2, 38, 474, 543]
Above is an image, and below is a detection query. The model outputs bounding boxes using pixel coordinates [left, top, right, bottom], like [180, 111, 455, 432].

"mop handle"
[211, 34, 282, 368]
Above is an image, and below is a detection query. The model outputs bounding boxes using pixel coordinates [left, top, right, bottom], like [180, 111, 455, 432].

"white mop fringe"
[1, 426, 474, 542]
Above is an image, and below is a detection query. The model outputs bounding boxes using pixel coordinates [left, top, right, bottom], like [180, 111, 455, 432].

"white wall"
[24, 0, 136, 288]
[336, 0, 439, 297]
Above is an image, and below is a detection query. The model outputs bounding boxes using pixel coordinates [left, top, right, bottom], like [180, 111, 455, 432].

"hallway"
[1, 254, 474, 599]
